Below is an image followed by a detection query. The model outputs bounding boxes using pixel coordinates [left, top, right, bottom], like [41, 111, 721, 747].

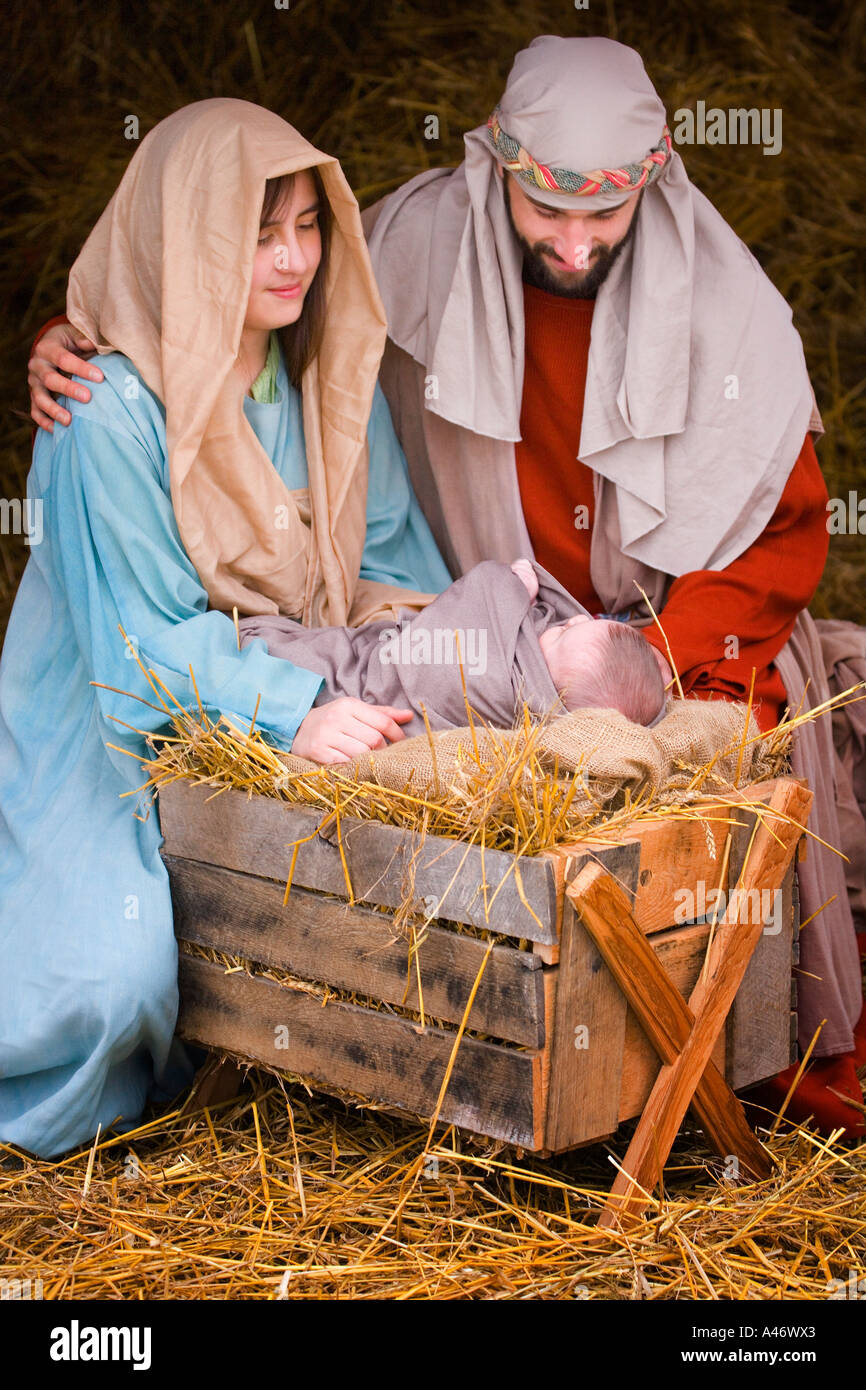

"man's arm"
[28, 315, 102, 430]
[641, 431, 829, 712]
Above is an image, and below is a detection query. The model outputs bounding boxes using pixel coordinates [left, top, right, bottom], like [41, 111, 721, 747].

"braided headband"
[487, 108, 672, 197]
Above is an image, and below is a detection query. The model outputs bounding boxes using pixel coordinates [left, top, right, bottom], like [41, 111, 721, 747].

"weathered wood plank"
[543, 849, 640, 1151]
[177, 955, 542, 1148]
[553, 815, 738, 937]
[549, 779, 797, 937]
[159, 781, 558, 943]
[619, 921, 726, 1120]
[165, 853, 546, 1047]
[534, 841, 642, 964]
[726, 855, 797, 1089]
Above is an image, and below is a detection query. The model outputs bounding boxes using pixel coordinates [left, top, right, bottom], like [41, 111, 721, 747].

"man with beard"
[359, 35, 866, 1133]
[27, 37, 866, 1133]
[503, 180, 644, 301]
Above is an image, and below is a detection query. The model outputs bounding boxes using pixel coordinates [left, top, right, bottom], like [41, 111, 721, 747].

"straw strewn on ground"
[2, 1077, 865, 1300]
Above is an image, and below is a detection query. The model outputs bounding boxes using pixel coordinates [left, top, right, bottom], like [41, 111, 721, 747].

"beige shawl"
[67, 97, 416, 625]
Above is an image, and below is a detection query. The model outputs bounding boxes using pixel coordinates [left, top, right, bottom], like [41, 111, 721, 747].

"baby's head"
[538, 615, 665, 725]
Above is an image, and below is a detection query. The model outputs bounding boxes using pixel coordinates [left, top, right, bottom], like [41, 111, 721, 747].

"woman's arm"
[44, 408, 327, 755]
[359, 383, 452, 593]
[45, 405, 416, 763]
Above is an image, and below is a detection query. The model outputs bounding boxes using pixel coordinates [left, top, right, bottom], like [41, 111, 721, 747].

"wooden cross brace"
[565, 781, 813, 1231]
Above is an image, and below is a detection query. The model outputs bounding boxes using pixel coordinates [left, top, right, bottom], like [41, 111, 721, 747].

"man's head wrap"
[487, 37, 672, 207]
[365, 35, 822, 576]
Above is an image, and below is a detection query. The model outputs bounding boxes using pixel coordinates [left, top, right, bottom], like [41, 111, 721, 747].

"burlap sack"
[271, 698, 767, 808]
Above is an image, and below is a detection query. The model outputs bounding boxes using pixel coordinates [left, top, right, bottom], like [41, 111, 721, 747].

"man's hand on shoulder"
[28, 324, 102, 431]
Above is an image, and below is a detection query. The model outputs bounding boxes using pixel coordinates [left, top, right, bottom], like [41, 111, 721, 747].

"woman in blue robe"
[0, 100, 450, 1158]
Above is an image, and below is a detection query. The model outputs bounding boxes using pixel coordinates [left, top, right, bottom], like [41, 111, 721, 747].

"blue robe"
[0, 348, 450, 1157]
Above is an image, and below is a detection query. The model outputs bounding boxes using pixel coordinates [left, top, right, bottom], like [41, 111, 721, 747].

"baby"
[508, 558, 665, 726]
[238, 558, 666, 738]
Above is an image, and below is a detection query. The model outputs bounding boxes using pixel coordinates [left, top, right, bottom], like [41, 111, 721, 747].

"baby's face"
[538, 614, 613, 692]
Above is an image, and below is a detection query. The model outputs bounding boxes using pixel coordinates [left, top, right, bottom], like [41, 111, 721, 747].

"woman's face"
[245, 169, 323, 333]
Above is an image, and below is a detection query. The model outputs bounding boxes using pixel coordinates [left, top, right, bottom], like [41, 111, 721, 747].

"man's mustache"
[533, 242, 607, 268]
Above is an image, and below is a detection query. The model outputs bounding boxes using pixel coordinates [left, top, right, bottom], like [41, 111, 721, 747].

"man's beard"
[505, 187, 642, 299]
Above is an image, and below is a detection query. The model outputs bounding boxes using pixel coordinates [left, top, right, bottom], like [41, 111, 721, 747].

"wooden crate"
[159, 777, 801, 1154]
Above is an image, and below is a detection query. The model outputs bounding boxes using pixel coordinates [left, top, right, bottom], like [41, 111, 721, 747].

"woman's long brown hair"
[259, 166, 332, 390]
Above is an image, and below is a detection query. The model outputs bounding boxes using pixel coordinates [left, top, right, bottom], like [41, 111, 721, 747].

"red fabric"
[747, 1055, 865, 1140]
[640, 432, 829, 734]
[515, 287, 599, 610]
[515, 282, 830, 735]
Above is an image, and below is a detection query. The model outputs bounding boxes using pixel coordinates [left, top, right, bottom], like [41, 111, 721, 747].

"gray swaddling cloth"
[238, 560, 590, 737]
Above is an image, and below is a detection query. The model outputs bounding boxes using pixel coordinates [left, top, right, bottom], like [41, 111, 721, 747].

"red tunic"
[515, 282, 829, 734]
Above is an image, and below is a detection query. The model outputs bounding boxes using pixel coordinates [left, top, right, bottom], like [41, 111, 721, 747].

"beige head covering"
[67, 98, 394, 623]
[366, 36, 823, 577]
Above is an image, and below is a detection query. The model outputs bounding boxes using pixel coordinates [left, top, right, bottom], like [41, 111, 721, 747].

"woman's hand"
[28, 325, 102, 431]
[291, 698, 414, 764]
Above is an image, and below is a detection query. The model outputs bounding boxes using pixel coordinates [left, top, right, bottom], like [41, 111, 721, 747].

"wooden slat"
[619, 921, 726, 1119]
[568, 864, 771, 1179]
[550, 779, 797, 936]
[534, 841, 642, 964]
[159, 781, 558, 943]
[727, 858, 797, 1089]
[177, 955, 543, 1148]
[627, 815, 735, 933]
[165, 853, 546, 1048]
[599, 780, 812, 1227]
[543, 849, 640, 1151]
[548, 816, 731, 939]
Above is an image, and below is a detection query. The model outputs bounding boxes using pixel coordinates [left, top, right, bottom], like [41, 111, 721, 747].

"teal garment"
[0, 347, 450, 1157]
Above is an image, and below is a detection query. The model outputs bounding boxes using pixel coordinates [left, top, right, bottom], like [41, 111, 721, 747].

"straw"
[1, 1075, 863, 1300]
[2, 0, 864, 1301]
